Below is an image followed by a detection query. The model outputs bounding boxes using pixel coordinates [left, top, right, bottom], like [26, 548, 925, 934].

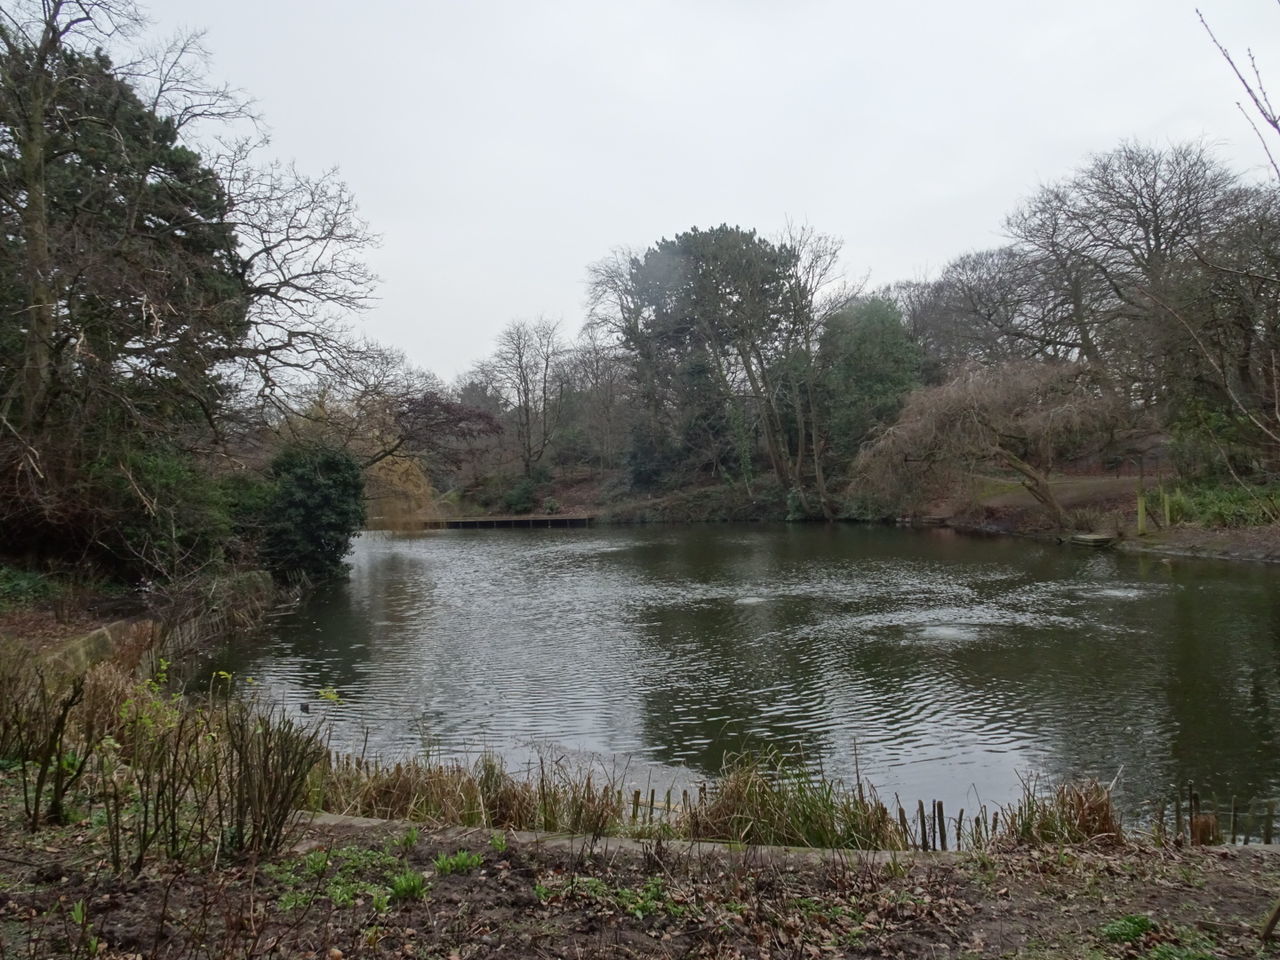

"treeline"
[5, 1, 1279, 593]
[445, 140, 1280, 525]
[451, 226, 920, 519]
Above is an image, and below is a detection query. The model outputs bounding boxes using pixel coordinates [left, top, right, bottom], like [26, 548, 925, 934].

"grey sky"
[154, 0, 1278, 380]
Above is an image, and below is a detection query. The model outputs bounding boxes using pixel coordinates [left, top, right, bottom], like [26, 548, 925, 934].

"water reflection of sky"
[213, 525, 1280, 812]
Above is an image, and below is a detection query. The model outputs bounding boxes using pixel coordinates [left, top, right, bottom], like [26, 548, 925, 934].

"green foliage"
[626, 423, 682, 490]
[1101, 914, 1155, 943]
[432, 849, 483, 875]
[503, 477, 538, 514]
[488, 831, 507, 852]
[1143, 483, 1280, 528]
[266, 845, 401, 911]
[0, 565, 58, 610]
[785, 487, 808, 521]
[258, 444, 365, 581]
[549, 875, 691, 920]
[389, 869, 427, 902]
[1142, 944, 1214, 960]
[87, 443, 234, 577]
[541, 497, 561, 514]
[820, 298, 922, 460]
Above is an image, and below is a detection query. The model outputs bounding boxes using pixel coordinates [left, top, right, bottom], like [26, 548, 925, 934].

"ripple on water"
[211, 526, 1280, 814]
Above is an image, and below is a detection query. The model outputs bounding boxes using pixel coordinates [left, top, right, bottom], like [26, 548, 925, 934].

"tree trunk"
[998, 449, 1067, 529]
[5, 90, 57, 432]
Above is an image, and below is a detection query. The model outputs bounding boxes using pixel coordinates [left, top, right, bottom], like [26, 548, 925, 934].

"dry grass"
[677, 753, 908, 849]
[317, 753, 622, 836]
[1002, 776, 1124, 847]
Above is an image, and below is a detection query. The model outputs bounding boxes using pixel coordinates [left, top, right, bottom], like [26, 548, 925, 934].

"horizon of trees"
[441, 137, 1280, 526]
[5, 0, 1279, 588]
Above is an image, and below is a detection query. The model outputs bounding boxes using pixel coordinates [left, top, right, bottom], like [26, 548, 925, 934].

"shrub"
[1143, 483, 1280, 529]
[0, 565, 58, 610]
[88, 444, 234, 578]
[258, 444, 365, 582]
[503, 477, 537, 514]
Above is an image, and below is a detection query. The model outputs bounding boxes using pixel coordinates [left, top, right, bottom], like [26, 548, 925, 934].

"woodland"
[3, 0, 1280, 599]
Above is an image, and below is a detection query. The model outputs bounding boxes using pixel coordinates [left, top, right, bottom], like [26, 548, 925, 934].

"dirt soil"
[2, 802, 1279, 959]
[1119, 524, 1280, 564]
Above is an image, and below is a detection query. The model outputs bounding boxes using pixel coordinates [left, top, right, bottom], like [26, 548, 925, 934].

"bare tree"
[568, 324, 629, 469]
[483, 318, 568, 477]
[778, 222, 860, 517]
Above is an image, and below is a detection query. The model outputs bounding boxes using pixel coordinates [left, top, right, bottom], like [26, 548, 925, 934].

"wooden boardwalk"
[424, 514, 596, 530]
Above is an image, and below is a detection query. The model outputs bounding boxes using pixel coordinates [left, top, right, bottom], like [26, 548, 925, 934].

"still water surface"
[216, 524, 1280, 812]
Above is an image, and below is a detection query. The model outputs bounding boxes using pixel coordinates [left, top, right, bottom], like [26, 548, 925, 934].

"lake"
[214, 523, 1280, 815]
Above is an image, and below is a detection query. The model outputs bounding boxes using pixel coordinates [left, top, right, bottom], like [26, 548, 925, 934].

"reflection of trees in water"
[629, 599, 833, 775]
[220, 545, 438, 701]
[629, 530, 1280, 806]
[220, 524, 1280, 810]
[627, 530, 843, 774]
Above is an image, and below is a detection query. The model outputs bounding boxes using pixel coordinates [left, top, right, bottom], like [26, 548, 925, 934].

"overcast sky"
[153, 0, 1278, 380]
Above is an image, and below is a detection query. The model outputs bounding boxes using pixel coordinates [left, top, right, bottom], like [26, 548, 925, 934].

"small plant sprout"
[389, 869, 427, 902]
[489, 831, 508, 853]
[316, 686, 342, 704]
[395, 826, 420, 855]
[433, 850, 483, 875]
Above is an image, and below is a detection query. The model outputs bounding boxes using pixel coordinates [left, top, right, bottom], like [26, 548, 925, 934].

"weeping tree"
[854, 362, 1127, 527]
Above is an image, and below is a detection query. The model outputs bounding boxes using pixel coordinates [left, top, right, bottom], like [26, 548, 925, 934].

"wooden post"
[917, 799, 930, 851]
[956, 808, 965, 851]
[631, 790, 641, 823]
[898, 806, 911, 849]
[1230, 796, 1238, 845]
[1264, 897, 1280, 941]
[1174, 794, 1183, 842]
[1265, 802, 1274, 845]
[936, 800, 948, 851]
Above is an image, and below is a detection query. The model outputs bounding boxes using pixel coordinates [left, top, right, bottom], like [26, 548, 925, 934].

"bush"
[258, 444, 365, 582]
[1144, 483, 1280, 528]
[0, 565, 58, 610]
[503, 477, 537, 514]
[88, 444, 234, 578]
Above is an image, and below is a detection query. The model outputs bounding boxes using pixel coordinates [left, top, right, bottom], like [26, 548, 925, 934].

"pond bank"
[3, 786, 1278, 958]
[2, 568, 285, 668]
